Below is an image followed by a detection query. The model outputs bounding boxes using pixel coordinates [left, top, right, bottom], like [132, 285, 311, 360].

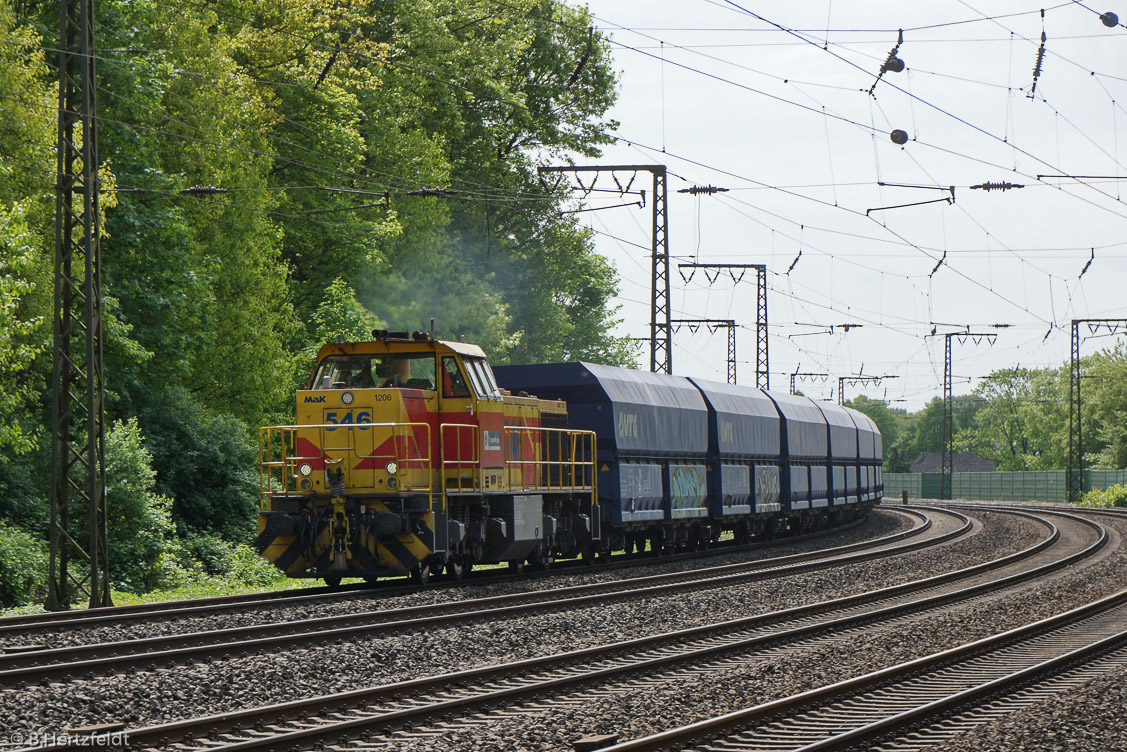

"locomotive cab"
[258, 331, 599, 585]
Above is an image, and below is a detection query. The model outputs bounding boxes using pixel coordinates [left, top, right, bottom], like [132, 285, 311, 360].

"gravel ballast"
[2, 506, 1101, 750]
[0, 509, 916, 651]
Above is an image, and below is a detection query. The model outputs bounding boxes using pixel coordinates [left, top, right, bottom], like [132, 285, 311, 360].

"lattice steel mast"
[937, 331, 996, 501]
[678, 263, 769, 388]
[671, 319, 737, 384]
[1067, 319, 1127, 502]
[48, 0, 110, 609]
[539, 165, 670, 373]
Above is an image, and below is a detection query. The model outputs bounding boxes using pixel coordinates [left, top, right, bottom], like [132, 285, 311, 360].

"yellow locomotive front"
[258, 330, 598, 584]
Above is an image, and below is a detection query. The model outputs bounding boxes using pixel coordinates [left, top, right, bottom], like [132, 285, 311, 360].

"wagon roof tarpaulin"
[688, 377, 780, 458]
[762, 390, 829, 459]
[492, 362, 708, 458]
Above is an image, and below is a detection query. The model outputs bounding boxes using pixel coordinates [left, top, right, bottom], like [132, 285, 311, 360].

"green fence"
[884, 470, 1127, 503]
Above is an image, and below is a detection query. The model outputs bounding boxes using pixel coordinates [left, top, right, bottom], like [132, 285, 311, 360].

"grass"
[0, 573, 323, 617]
[107, 575, 323, 607]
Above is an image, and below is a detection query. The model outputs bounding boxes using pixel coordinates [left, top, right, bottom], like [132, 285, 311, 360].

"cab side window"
[441, 357, 470, 398]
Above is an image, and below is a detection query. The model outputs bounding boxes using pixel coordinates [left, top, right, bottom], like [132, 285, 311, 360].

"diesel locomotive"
[257, 330, 883, 584]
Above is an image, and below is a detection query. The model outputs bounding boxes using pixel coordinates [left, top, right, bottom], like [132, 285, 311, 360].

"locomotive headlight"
[385, 461, 399, 475]
[299, 479, 313, 491]
[298, 462, 313, 477]
[387, 477, 398, 489]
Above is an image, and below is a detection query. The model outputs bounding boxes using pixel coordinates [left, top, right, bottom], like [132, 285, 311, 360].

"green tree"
[1, 0, 631, 594]
[138, 387, 259, 541]
[844, 395, 903, 448]
[343, 0, 629, 364]
[889, 397, 944, 471]
[0, 1, 53, 456]
[1086, 344, 1127, 468]
[955, 367, 1067, 470]
[92, 0, 299, 426]
[0, 521, 47, 608]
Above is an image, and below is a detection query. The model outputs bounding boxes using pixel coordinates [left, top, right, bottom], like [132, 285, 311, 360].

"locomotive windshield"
[313, 353, 437, 390]
[465, 357, 501, 399]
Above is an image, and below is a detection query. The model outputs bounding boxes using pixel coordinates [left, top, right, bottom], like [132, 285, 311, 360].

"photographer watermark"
[5, 726, 130, 749]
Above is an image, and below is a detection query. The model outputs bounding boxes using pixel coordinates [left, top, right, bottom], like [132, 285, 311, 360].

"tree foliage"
[1085, 344, 1127, 469]
[0, 3, 53, 456]
[1, 0, 633, 572]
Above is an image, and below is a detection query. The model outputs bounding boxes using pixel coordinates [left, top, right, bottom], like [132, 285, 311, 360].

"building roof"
[910, 452, 998, 473]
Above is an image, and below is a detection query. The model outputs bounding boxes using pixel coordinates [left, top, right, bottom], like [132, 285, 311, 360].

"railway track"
[18, 507, 1104, 752]
[0, 516, 879, 638]
[0, 508, 959, 686]
[603, 589, 1127, 752]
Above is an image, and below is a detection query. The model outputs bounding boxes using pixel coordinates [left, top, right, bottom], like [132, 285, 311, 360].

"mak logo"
[303, 395, 327, 403]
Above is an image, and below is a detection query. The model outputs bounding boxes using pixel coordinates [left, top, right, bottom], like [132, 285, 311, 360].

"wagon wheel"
[528, 545, 554, 571]
[507, 559, 525, 575]
[446, 558, 466, 581]
[323, 574, 342, 588]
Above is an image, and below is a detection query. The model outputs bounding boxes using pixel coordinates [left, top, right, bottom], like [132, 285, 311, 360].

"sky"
[558, 0, 1127, 409]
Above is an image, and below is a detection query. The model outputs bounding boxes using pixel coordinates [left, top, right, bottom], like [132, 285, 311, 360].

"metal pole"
[670, 319, 735, 383]
[941, 334, 953, 500]
[937, 331, 995, 503]
[676, 263, 768, 386]
[1068, 320, 1080, 502]
[651, 167, 670, 373]
[1066, 318, 1127, 502]
[50, 0, 110, 609]
[756, 265, 768, 389]
[726, 323, 736, 385]
[537, 164, 670, 374]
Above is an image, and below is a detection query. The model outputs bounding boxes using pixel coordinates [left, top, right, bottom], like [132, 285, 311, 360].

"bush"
[228, 544, 283, 588]
[0, 522, 47, 608]
[105, 418, 176, 593]
[138, 386, 259, 542]
[156, 535, 281, 590]
[0, 444, 49, 533]
[181, 533, 235, 576]
[1082, 484, 1127, 508]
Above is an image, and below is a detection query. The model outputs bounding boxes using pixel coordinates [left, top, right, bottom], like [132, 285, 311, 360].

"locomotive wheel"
[410, 563, 431, 586]
[446, 558, 466, 582]
[323, 574, 342, 588]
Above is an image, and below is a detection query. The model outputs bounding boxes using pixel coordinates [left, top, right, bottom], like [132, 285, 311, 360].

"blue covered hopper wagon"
[493, 362, 882, 554]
